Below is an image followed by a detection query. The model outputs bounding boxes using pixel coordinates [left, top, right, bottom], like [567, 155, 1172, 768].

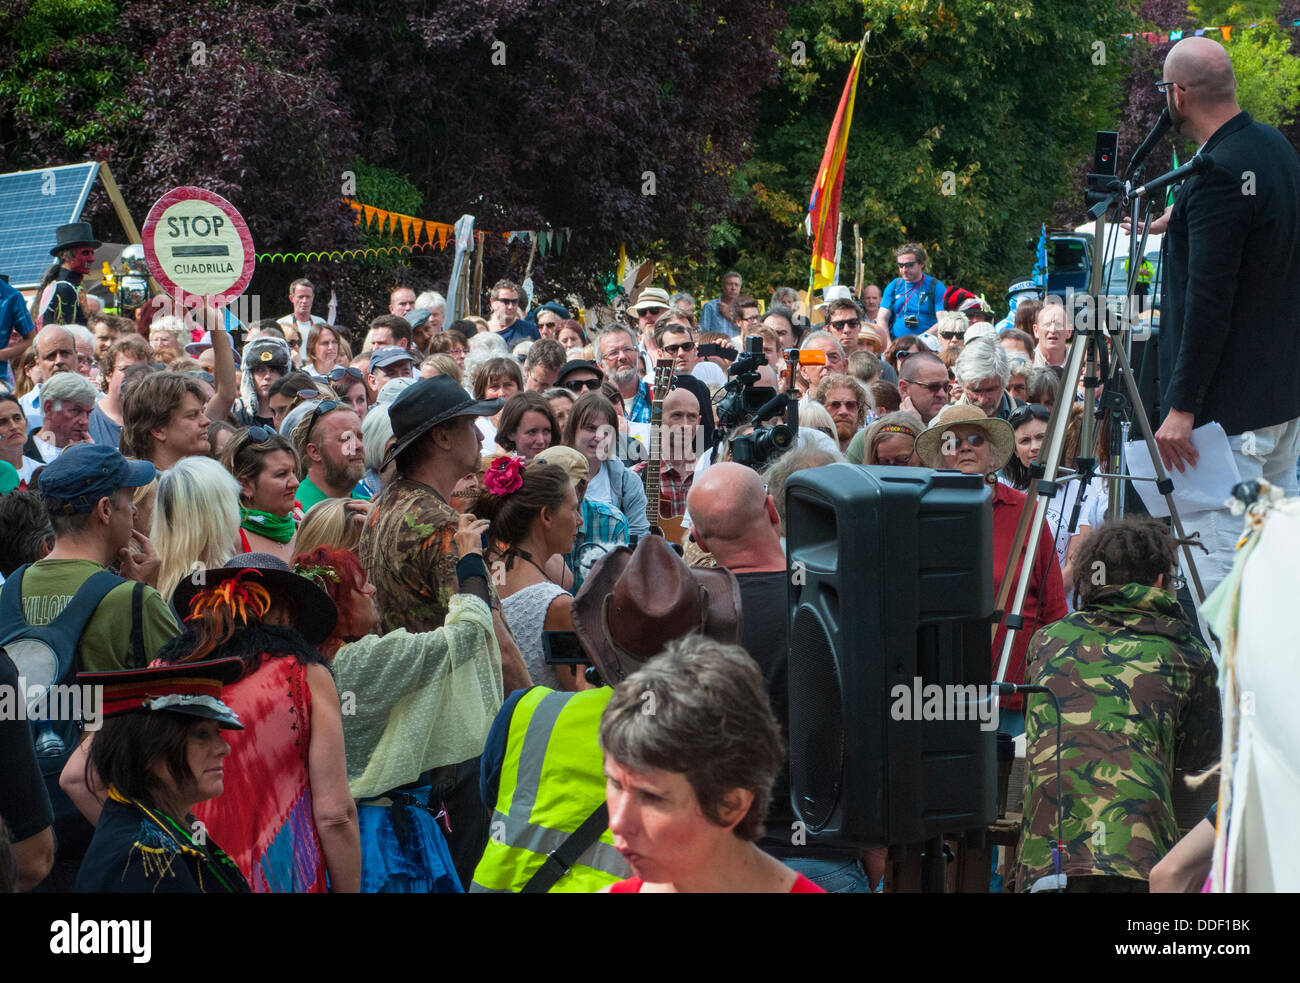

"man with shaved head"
[686, 461, 873, 891]
[1138, 36, 1300, 595]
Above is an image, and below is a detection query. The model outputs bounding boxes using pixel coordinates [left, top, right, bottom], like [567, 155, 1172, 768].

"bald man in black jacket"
[1142, 37, 1300, 594]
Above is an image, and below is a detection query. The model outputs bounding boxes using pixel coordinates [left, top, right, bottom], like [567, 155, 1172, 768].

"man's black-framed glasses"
[1155, 80, 1185, 94]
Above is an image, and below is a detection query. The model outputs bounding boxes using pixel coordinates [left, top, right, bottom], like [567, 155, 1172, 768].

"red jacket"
[990, 483, 1067, 712]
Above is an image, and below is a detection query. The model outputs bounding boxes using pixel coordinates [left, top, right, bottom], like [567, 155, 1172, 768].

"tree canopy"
[4, 0, 1300, 320]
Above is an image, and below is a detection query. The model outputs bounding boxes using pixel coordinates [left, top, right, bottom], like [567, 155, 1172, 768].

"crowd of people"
[0, 34, 1286, 896]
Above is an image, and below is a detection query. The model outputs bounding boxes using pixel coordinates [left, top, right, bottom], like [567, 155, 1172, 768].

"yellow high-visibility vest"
[470, 686, 630, 893]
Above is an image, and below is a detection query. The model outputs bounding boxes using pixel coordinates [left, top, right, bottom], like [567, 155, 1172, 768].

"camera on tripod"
[714, 336, 799, 470]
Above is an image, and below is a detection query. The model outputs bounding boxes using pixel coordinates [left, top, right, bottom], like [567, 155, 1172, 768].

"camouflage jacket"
[1016, 583, 1220, 891]
[358, 477, 497, 635]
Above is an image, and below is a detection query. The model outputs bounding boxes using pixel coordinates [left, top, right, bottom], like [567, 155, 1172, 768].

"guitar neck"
[645, 359, 674, 531]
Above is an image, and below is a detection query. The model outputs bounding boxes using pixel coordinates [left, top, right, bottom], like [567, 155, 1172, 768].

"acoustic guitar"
[644, 358, 689, 546]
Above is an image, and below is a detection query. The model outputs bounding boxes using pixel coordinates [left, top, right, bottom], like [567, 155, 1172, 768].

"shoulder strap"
[0, 564, 31, 629]
[130, 581, 146, 668]
[520, 802, 611, 894]
[0, 566, 124, 646]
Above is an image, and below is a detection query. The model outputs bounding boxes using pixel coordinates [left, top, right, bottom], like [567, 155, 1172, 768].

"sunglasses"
[297, 388, 326, 400]
[638, 307, 667, 317]
[897, 260, 919, 269]
[306, 399, 341, 433]
[661, 341, 696, 356]
[494, 296, 520, 306]
[907, 380, 950, 395]
[830, 318, 861, 331]
[328, 366, 365, 383]
[939, 331, 965, 340]
[563, 377, 603, 393]
[1008, 403, 1050, 426]
[243, 425, 277, 445]
[946, 432, 988, 449]
[826, 400, 859, 412]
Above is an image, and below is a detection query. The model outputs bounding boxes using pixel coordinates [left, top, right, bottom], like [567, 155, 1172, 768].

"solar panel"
[0, 162, 100, 289]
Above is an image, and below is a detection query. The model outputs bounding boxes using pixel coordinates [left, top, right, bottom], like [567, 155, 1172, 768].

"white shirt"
[276, 313, 327, 329]
[585, 462, 612, 505]
[21, 384, 41, 430]
[691, 362, 727, 388]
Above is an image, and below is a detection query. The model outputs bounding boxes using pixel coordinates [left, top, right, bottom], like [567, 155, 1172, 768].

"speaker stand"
[921, 835, 947, 893]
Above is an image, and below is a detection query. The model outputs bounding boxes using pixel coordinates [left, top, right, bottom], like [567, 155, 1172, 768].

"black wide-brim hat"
[170, 552, 338, 645]
[78, 657, 247, 729]
[381, 374, 503, 469]
[51, 221, 101, 256]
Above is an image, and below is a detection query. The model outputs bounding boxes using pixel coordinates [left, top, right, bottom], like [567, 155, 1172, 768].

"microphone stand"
[992, 155, 1210, 691]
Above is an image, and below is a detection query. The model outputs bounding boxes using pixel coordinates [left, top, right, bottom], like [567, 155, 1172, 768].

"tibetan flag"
[808, 38, 865, 291]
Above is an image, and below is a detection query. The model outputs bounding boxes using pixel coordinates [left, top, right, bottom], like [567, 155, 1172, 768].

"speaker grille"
[788, 603, 844, 831]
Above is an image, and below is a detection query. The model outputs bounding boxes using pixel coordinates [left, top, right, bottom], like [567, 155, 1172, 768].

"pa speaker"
[785, 464, 997, 847]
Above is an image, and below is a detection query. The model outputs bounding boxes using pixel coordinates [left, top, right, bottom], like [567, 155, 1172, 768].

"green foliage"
[0, 0, 139, 155]
[353, 159, 423, 217]
[1187, 1, 1279, 23]
[351, 159, 425, 271]
[710, 0, 1138, 304]
[1229, 23, 1300, 128]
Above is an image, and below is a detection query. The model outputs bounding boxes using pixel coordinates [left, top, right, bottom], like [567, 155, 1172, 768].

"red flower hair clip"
[485, 455, 525, 496]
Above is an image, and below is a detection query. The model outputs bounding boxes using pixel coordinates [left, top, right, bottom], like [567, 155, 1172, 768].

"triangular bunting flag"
[537, 230, 549, 257]
[363, 205, 376, 228]
[553, 230, 563, 257]
[401, 216, 412, 243]
[1221, 26, 1231, 40]
[437, 224, 450, 249]
[412, 219, 425, 244]
[1170, 29, 1183, 40]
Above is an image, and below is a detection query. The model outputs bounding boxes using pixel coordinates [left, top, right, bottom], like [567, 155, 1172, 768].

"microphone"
[1131, 153, 1215, 199]
[1123, 107, 1171, 181]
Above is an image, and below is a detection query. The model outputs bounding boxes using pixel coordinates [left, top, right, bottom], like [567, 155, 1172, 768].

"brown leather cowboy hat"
[571, 535, 742, 685]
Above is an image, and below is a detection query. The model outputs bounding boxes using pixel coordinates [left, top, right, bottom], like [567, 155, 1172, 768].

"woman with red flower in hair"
[471, 457, 590, 691]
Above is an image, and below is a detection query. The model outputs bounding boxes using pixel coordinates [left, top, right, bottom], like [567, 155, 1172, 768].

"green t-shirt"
[846, 429, 867, 465]
[18, 559, 180, 672]
[296, 474, 370, 513]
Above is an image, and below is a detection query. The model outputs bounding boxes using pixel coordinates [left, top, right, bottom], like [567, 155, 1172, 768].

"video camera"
[714, 336, 799, 470]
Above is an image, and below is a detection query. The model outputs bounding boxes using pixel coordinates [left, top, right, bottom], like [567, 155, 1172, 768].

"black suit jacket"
[1160, 111, 1300, 435]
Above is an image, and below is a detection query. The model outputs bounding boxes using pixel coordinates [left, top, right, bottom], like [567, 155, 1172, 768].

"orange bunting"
[400, 216, 412, 243]
[362, 205, 376, 228]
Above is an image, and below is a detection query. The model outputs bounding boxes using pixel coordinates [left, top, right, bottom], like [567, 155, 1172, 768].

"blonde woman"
[294, 498, 368, 557]
[151, 456, 241, 604]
